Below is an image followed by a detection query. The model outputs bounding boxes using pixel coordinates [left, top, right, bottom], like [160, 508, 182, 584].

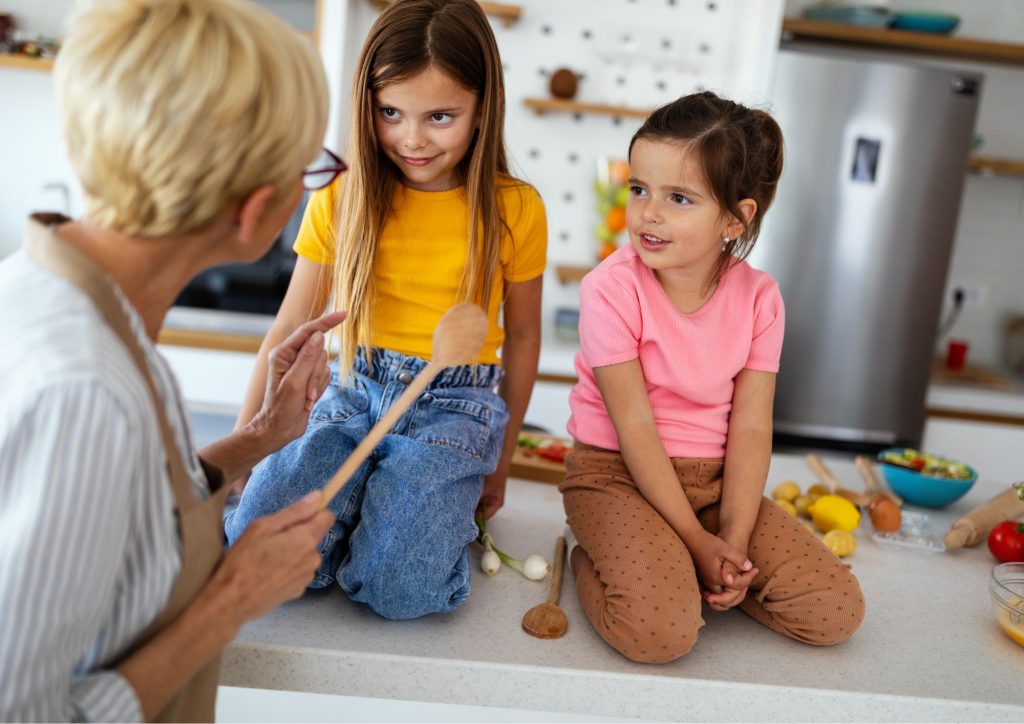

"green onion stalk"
[475, 512, 551, 580]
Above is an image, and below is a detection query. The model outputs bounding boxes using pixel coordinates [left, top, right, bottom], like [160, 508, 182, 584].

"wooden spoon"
[854, 454, 903, 507]
[522, 536, 568, 639]
[806, 454, 870, 507]
[320, 303, 488, 508]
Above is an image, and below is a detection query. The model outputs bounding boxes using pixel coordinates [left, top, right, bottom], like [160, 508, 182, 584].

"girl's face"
[626, 138, 746, 282]
[374, 64, 480, 192]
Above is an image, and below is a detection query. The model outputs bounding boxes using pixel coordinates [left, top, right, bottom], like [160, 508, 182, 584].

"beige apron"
[26, 214, 230, 723]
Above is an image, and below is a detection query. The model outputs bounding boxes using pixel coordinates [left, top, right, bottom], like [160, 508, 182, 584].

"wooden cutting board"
[510, 433, 571, 484]
[931, 357, 1013, 389]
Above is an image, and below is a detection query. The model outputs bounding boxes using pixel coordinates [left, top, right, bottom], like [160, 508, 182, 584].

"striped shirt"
[0, 248, 209, 722]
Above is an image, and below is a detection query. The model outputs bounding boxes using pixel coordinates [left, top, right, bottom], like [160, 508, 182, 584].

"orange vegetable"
[605, 206, 626, 234]
[598, 241, 617, 261]
[609, 160, 630, 186]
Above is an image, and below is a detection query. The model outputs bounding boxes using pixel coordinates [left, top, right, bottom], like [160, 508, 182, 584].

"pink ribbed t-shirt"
[567, 245, 785, 458]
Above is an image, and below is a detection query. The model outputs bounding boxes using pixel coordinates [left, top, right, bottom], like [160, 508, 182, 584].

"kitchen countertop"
[927, 378, 1024, 420]
[221, 453, 1024, 722]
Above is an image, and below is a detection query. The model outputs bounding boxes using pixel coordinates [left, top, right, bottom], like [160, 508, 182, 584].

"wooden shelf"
[158, 327, 264, 355]
[524, 97, 651, 120]
[0, 54, 55, 72]
[370, 0, 521, 27]
[554, 264, 591, 285]
[781, 18, 1024, 66]
[969, 156, 1024, 178]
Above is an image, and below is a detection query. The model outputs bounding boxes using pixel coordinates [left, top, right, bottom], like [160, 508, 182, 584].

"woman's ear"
[726, 198, 758, 240]
[234, 185, 276, 245]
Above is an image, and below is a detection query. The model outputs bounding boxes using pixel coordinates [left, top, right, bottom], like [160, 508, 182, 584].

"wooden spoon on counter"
[523, 536, 568, 639]
[855, 454, 902, 506]
[319, 303, 488, 508]
[806, 454, 870, 507]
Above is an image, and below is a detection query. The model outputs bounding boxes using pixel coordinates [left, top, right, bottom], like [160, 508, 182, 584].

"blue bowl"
[877, 449, 977, 508]
[890, 12, 960, 34]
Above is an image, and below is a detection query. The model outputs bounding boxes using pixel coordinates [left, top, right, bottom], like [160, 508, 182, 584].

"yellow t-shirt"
[293, 177, 547, 364]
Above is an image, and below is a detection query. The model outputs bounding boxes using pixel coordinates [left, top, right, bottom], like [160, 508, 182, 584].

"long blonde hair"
[331, 0, 509, 377]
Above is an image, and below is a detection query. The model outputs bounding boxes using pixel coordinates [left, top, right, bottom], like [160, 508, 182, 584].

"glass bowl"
[991, 562, 1024, 648]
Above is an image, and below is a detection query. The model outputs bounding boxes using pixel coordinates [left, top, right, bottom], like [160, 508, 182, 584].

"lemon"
[808, 495, 861, 533]
[772, 480, 801, 503]
[822, 529, 856, 557]
[775, 499, 798, 517]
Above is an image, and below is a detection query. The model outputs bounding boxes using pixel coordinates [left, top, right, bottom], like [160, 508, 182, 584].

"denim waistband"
[353, 348, 503, 389]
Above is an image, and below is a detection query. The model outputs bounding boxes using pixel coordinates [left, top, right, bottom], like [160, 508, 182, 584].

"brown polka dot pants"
[559, 443, 865, 664]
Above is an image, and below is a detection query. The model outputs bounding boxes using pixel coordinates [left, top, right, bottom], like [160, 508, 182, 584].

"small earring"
[722, 236, 730, 251]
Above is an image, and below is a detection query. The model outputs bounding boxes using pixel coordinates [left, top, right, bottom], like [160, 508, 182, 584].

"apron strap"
[23, 214, 213, 508]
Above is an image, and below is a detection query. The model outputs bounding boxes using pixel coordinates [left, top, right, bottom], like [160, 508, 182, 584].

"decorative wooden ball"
[549, 68, 578, 100]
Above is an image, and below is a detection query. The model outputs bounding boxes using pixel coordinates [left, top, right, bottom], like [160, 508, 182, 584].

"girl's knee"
[815, 576, 866, 645]
[777, 575, 866, 646]
[341, 552, 471, 620]
[594, 603, 703, 664]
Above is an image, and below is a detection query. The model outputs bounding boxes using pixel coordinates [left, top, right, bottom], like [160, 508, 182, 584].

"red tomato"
[537, 444, 568, 463]
[988, 520, 1024, 563]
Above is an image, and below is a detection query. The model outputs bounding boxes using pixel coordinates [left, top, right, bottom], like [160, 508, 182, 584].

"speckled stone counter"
[222, 454, 1024, 722]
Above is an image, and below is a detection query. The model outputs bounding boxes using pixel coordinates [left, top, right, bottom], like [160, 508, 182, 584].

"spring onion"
[475, 512, 550, 581]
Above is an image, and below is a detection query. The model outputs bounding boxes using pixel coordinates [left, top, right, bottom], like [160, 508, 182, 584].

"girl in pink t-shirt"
[560, 92, 863, 663]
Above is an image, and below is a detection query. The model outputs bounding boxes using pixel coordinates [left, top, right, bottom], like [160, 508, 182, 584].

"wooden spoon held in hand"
[319, 303, 488, 508]
[523, 536, 568, 639]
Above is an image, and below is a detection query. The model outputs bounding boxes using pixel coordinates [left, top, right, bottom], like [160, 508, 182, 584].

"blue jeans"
[224, 348, 507, 620]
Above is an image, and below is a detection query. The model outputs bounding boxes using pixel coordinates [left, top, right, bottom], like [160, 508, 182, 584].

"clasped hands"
[691, 529, 758, 612]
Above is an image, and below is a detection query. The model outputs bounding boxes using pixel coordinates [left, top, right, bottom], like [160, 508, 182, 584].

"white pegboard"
[321, 0, 784, 321]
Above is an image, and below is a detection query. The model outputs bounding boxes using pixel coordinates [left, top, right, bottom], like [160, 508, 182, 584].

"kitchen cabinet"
[924, 377, 1024, 484]
[922, 416, 1024, 485]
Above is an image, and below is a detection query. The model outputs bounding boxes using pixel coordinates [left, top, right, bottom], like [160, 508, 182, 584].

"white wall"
[0, 0, 320, 257]
[0, 1, 79, 255]
[783, 0, 1024, 369]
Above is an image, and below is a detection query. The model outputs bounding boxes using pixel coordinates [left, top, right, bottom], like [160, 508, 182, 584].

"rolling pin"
[944, 486, 1024, 549]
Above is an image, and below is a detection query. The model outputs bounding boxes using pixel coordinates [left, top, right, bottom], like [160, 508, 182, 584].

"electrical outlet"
[948, 283, 986, 309]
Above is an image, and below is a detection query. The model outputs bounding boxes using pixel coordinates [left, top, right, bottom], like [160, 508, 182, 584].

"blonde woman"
[0, 0, 348, 720]
[226, 0, 548, 620]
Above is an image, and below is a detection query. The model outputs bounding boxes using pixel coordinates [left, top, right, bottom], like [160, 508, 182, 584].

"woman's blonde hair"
[331, 0, 510, 378]
[55, 0, 328, 237]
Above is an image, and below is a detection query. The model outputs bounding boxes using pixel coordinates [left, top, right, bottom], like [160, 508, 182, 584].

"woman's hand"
[249, 311, 346, 450]
[203, 491, 335, 626]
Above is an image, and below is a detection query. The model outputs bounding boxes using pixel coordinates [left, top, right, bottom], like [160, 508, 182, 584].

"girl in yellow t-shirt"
[224, 0, 547, 620]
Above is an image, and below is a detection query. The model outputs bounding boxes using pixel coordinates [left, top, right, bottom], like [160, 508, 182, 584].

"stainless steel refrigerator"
[748, 45, 982, 448]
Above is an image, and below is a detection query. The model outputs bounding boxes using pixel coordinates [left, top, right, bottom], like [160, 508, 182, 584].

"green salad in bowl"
[877, 448, 977, 508]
